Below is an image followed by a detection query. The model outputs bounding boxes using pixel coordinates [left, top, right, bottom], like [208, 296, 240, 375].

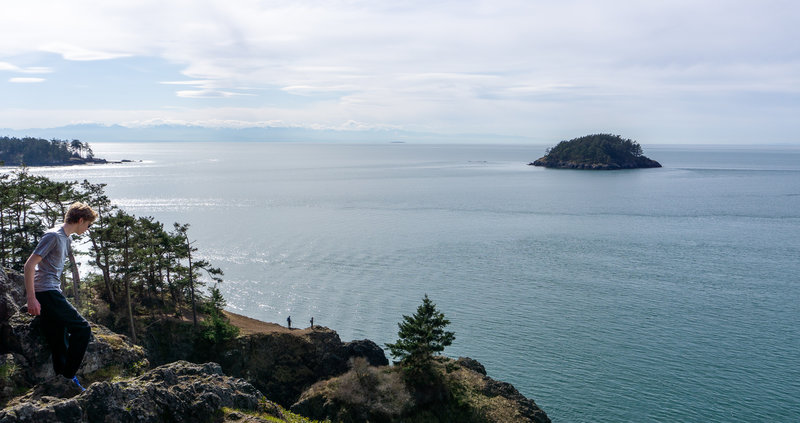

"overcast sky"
[1, 0, 798, 143]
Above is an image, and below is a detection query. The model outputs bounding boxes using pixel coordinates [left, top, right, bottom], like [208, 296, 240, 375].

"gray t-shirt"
[32, 226, 71, 293]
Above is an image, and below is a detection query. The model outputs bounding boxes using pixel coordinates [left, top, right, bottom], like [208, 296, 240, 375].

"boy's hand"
[27, 297, 41, 315]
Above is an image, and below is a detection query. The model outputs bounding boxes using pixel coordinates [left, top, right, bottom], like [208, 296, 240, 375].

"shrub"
[331, 357, 411, 417]
[199, 311, 240, 344]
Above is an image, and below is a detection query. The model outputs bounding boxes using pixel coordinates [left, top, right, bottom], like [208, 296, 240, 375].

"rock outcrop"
[143, 318, 387, 406]
[0, 271, 149, 406]
[344, 339, 389, 367]
[0, 361, 307, 423]
[292, 356, 551, 423]
[530, 156, 661, 169]
[1, 266, 386, 409]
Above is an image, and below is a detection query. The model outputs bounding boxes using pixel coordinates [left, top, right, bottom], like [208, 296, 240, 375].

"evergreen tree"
[173, 223, 223, 329]
[386, 295, 455, 381]
[0, 170, 235, 341]
[79, 180, 118, 304]
[198, 284, 239, 344]
[0, 136, 76, 165]
[542, 134, 647, 164]
[0, 168, 51, 270]
[70, 139, 83, 158]
[109, 210, 138, 342]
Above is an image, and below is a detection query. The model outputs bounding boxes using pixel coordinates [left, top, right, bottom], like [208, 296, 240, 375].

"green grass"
[0, 362, 17, 382]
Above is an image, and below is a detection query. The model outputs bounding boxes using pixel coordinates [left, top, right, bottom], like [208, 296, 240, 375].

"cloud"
[39, 43, 132, 61]
[162, 79, 257, 98]
[0, 61, 52, 74]
[120, 117, 288, 129]
[175, 89, 254, 98]
[0, 0, 799, 142]
[160, 80, 214, 86]
[19, 67, 53, 74]
[281, 85, 357, 96]
[9, 77, 46, 83]
[0, 62, 19, 71]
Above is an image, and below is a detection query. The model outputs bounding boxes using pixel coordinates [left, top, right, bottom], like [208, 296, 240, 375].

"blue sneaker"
[71, 376, 86, 392]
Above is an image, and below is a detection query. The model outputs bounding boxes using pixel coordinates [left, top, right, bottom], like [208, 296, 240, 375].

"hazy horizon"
[3, 123, 800, 147]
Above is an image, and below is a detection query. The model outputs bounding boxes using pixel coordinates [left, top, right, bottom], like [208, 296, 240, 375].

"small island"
[530, 134, 661, 170]
[0, 136, 109, 166]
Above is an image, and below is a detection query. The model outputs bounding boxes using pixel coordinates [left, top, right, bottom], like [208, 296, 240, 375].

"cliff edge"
[1, 269, 550, 422]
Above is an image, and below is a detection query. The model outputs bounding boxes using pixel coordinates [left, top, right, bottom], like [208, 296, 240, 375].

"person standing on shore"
[24, 202, 98, 392]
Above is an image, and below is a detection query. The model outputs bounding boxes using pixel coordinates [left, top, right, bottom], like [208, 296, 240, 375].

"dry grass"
[219, 405, 328, 423]
[444, 360, 525, 423]
[222, 311, 325, 336]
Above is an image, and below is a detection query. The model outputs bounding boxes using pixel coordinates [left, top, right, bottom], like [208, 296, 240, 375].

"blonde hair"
[65, 202, 98, 224]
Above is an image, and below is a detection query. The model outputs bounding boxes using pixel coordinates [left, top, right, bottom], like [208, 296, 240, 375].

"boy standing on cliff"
[24, 202, 98, 392]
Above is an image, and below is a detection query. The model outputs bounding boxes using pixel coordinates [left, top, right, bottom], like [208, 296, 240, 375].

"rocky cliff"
[0, 271, 148, 406]
[292, 356, 551, 423]
[1, 269, 550, 422]
[1, 361, 314, 423]
[141, 315, 387, 406]
[530, 156, 661, 169]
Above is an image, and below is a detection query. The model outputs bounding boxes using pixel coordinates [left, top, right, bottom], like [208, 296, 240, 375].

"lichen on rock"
[0, 361, 307, 423]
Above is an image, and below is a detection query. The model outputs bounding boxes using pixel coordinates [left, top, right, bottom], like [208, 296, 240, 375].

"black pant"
[35, 290, 91, 378]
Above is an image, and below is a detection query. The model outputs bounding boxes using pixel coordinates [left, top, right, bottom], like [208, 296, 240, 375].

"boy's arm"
[24, 254, 42, 316]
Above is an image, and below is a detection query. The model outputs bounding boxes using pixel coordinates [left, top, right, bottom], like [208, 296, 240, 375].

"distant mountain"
[0, 124, 528, 144]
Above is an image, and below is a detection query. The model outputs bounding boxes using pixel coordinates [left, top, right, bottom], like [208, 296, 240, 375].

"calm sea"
[28, 142, 800, 422]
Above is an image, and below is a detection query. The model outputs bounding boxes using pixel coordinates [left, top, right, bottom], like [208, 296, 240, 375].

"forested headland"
[0, 137, 106, 166]
[531, 133, 662, 169]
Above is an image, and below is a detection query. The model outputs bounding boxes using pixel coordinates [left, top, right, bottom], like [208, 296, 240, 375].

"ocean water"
[28, 142, 800, 422]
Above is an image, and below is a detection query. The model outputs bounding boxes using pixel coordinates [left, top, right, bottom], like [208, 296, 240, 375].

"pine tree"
[173, 223, 223, 329]
[386, 294, 455, 380]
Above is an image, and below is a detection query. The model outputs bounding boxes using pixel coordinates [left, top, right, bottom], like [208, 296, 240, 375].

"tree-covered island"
[530, 134, 661, 170]
[0, 136, 108, 166]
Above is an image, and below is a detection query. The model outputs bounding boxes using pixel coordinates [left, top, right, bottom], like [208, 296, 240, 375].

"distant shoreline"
[1, 158, 140, 168]
[0, 136, 140, 168]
